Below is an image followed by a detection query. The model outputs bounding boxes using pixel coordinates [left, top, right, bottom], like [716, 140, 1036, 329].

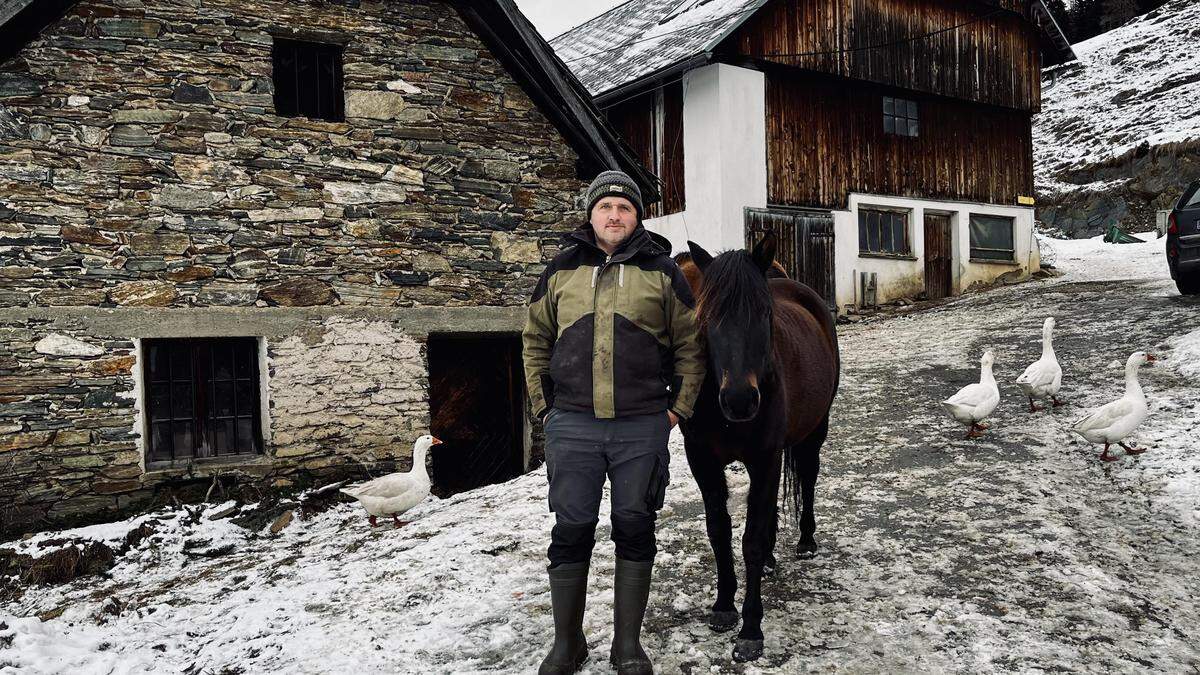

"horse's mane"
[694, 251, 774, 333]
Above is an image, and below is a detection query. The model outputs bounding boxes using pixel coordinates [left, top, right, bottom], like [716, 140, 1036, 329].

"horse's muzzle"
[718, 384, 760, 423]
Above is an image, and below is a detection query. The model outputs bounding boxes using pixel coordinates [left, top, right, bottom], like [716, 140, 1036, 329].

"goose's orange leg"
[1099, 444, 1119, 462]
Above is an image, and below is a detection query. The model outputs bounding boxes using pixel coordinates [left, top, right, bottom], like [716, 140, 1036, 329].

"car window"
[1181, 182, 1200, 209]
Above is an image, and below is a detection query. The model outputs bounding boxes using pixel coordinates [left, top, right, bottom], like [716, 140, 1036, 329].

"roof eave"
[453, 0, 660, 202]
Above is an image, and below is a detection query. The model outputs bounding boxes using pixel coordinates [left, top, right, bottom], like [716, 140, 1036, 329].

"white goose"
[1015, 317, 1064, 412]
[341, 435, 441, 528]
[942, 350, 1001, 439]
[1071, 352, 1155, 462]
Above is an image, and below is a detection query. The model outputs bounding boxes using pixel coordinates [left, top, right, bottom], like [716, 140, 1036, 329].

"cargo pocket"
[644, 452, 670, 512]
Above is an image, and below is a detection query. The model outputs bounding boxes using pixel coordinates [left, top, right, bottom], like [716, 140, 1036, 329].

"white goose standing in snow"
[942, 350, 1001, 439]
[341, 434, 441, 528]
[1016, 317, 1064, 412]
[1071, 352, 1155, 462]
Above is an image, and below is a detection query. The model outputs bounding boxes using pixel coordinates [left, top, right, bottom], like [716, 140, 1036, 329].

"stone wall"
[0, 0, 584, 535]
[0, 0, 582, 308]
[0, 305, 526, 535]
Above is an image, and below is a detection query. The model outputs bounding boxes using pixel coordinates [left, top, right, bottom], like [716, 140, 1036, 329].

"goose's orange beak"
[1146, 354, 1157, 362]
[431, 437, 443, 445]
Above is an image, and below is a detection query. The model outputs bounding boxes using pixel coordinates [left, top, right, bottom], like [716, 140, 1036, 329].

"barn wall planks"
[729, 0, 1042, 112]
[602, 82, 685, 217]
[765, 70, 1034, 209]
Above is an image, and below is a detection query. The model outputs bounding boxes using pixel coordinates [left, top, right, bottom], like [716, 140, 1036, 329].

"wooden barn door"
[746, 207, 836, 311]
[427, 335, 525, 497]
[923, 214, 953, 300]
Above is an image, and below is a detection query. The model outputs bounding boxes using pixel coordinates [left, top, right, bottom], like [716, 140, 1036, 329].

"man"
[523, 170, 704, 675]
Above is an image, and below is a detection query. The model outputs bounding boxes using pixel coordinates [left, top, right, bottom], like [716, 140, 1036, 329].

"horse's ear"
[687, 241, 714, 273]
[751, 232, 777, 274]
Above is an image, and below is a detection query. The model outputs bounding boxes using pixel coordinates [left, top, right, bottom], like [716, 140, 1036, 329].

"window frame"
[272, 37, 345, 122]
[883, 96, 920, 138]
[969, 214, 1017, 262]
[857, 206, 913, 258]
[143, 337, 264, 465]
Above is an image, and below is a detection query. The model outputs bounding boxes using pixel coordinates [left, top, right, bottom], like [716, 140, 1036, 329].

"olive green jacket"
[522, 224, 705, 420]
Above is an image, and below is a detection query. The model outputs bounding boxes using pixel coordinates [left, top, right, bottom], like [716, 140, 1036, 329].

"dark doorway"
[427, 335, 526, 497]
[924, 213, 953, 300]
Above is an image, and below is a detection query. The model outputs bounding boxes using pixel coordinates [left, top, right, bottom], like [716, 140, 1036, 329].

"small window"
[859, 208, 911, 255]
[884, 96, 919, 137]
[144, 338, 263, 463]
[272, 38, 344, 122]
[970, 215, 1015, 261]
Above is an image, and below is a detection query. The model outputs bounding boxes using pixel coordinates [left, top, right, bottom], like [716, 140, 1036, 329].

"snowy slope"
[1034, 0, 1200, 195]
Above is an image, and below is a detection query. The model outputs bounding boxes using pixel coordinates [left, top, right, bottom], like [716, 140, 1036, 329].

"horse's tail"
[781, 414, 830, 522]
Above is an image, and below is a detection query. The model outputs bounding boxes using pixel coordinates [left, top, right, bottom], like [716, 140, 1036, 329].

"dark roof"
[0, 0, 659, 200]
[452, 0, 659, 199]
[553, 0, 1077, 100]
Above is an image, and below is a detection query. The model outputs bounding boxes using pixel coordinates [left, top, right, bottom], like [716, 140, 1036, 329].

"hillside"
[1034, 0, 1200, 236]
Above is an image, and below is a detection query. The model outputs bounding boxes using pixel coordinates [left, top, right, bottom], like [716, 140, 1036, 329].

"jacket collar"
[565, 223, 669, 262]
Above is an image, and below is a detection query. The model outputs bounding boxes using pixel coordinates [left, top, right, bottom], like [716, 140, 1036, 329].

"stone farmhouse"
[0, 0, 656, 534]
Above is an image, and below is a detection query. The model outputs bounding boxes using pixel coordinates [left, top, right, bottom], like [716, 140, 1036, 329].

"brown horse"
[675, 233, 840, 662]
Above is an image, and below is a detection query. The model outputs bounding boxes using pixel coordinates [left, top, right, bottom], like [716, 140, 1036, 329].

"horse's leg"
[733, 454, 781, 663]
[684, 442, 738, 632]
[797, 416, 829, 558]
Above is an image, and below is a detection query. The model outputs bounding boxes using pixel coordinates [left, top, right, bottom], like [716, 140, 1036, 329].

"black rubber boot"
[538, 562, 590, 675]
[609, 558, 654, 675]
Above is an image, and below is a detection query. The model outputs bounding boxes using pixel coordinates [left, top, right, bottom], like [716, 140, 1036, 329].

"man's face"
[589, 196, 638, 254]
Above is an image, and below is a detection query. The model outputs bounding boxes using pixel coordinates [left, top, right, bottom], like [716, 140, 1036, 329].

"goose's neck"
[1041, 329, 1055, 360]
[411, 446, 430, 478]
[980, 363, 996, 386]
[1124, 363, 1144, 398]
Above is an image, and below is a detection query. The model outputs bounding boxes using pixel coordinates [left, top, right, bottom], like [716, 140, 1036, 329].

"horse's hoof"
[732, 638, 764, 662]
[796, 541, 818, 559]
[709, 609, 739, 633]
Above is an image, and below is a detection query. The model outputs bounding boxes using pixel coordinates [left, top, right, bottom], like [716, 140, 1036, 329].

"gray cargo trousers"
[543, 408, 671, 567]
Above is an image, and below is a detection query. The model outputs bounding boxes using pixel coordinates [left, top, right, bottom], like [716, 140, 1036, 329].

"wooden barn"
[0, 0, 654, 534]
[553, 0, 1076, 311]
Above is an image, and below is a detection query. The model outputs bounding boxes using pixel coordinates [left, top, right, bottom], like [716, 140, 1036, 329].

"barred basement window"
[272, 38, 344, 122]
[970, 214, 1016, 261]
[858, 208, 911, 256]
[884, 96, 919, 137]
[144, 338, 263, 463]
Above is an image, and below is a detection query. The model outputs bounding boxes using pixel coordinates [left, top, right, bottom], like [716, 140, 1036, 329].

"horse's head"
[686, 234, 778, 423]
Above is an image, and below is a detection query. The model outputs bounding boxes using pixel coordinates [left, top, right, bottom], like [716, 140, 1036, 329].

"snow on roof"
[550, 0, 767, 97]
[1034, 0, 1200, 195]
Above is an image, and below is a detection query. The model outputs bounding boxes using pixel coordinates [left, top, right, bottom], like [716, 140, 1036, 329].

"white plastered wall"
[644, 63, 767, 256]
[833, 193, 1038, 311]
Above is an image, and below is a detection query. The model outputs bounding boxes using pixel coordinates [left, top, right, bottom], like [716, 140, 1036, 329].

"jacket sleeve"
[664, 265, 705, 419]
[522, 265, 558, 421]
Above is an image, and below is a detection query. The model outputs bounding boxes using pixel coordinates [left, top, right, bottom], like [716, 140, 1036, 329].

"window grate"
[145, 338, 263, 463]
[883, 96, 919, 138]
[272, 38, 344, 122]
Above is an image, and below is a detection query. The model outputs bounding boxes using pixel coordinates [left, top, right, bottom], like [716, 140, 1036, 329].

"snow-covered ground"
[2, 239, 1198, 674]
[1045, 230, 1169, 282]
[1034, 0, 1200, 194]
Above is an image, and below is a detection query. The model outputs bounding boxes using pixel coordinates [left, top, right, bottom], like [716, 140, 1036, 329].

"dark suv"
[1168, 180, 1200, 295]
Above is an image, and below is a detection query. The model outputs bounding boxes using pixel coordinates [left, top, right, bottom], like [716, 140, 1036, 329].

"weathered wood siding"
[766, 70, 1034, 209]
[730, 0, 1042, 112]
[603, 82, 685, 217]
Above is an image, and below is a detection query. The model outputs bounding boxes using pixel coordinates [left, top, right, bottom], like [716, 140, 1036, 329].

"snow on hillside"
[1034, 0, 1200, 194]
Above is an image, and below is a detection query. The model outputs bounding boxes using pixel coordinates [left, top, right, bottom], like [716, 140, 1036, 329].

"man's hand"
[667, 411, 679, 429]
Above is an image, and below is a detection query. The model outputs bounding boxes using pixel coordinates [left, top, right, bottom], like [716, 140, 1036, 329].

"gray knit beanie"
[586, 170, 643, 218]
